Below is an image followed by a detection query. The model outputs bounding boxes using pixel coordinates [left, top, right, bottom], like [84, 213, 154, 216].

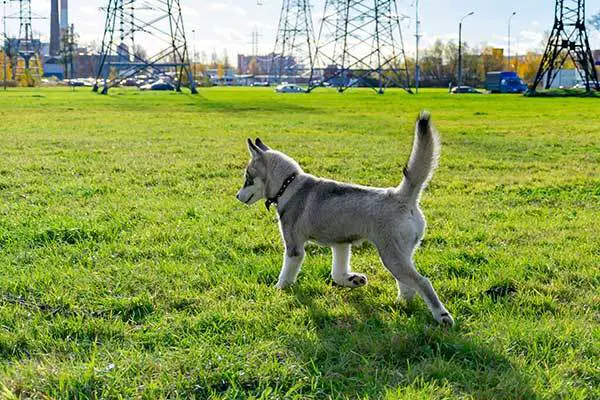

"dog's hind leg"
[397, 281, 416, 302]
[377, 243, 453, 326]
[331, 244, 368, 288]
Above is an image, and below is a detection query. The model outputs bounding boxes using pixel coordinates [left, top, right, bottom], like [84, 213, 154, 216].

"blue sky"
[4, 1, 600, 60]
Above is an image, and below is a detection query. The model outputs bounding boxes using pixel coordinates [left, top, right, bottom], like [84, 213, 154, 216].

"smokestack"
[50, 0, 60, 56]
[60, 0, 68, 35]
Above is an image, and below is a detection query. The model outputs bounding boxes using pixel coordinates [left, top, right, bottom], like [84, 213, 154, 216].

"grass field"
[0, 87, 598, 399]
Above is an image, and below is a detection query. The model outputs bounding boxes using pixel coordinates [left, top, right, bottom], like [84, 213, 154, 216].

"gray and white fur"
[236, 111, 454, 326]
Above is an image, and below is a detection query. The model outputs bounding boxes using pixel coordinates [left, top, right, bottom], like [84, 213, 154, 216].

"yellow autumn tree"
[248, 57, 259, 75]
[33, 54, 44, 78]
[516, 52, 543, 84]
[479, 47, 505, 80]
[109, 67, 118, 83]
[0, 50, 13, 82]
[18, 69, 35, 87]
[217, 63, 224, 85]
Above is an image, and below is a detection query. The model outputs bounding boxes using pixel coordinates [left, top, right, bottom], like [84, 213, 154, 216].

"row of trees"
[192, 49, 232, 70]
[1, 27, 77, 86]
[0, 49, 43, 86]
[404, 39, 549, 87]
[409, 10, 600, 87]
[226, 39, 552, 86]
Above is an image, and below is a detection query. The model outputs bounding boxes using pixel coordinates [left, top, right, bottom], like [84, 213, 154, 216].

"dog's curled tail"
[397, 111, 440, 201]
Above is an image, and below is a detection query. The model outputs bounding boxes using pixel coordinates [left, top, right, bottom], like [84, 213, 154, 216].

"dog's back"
[280, 112, 439, 247]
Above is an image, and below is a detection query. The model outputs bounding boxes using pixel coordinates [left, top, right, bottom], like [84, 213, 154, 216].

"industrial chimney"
[60, 0, 68, 37]
[50, 0, 60, 56]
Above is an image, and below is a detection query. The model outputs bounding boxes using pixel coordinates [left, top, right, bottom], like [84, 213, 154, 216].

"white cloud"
[245, 20, 275, 31]
[78, 6, 101, 17]
[181, 5, 201, 19]
[517, 30, 544, 52]
[212, 26, 246, 43]
[207, 1, 247, 16]
[520, 30, 543, 41]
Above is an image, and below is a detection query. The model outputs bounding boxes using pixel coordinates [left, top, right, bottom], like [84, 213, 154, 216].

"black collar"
[265, 173, 297, 210]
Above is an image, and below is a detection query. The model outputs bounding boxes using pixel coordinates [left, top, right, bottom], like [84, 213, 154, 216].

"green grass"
[0, 87, 598, 399]
[525, 88, 600, 97]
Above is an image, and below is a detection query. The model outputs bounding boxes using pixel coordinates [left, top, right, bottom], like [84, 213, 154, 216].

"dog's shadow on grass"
[287, 285, 537, 399]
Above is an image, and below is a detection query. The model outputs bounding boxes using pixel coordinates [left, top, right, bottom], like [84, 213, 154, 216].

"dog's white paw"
[397, 284, 416, 302]
[333, 272, 368, 288]
[434, 310, 454, 327]
[396, 293, 415, 304]
[275, 280, 292, 290]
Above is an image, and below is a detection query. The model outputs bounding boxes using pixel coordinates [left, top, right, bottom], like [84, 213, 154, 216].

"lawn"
[0, 87, 598, 399]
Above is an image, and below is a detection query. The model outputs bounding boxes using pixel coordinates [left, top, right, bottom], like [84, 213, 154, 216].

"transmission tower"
[251, 27, 260, 57]
[4, 0, 44, 83]
[270, 0, 316, 84]
[309, 0, 412, 94]
[93, 0, 197, 94]
[532, 0, 599, 93]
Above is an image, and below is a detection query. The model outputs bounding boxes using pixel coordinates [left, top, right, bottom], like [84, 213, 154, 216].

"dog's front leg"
[275, 243, 305, 289]
[331, 243, 368, 288]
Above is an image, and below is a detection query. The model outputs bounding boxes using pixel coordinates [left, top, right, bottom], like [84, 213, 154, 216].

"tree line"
[404, 39, 549, 87]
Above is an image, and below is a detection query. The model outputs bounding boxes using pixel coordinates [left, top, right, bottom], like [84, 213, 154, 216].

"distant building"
[73, 50, 101, 78]
[40, 43, 50, 57]
[593, 49, 600, 65]
[117, 43, 130, 63]
[43, 57, 64, 79]
[34, 41, 102, 79]
[205, 67, 236, 85]
[540, 69, 579, 88]
[237, 53, 274, 74]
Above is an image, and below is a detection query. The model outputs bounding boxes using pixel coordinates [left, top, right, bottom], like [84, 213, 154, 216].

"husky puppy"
[236, 112, 454, 326]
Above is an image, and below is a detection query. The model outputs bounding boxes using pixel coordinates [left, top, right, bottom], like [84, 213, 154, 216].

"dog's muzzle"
[236, 190, 254, 204]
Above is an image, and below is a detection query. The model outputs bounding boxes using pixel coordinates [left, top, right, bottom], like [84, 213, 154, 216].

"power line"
[270, 0, 316, 84]
[93, 0, 197, 94]
[532, 0, 599, 93]
[309, 0, 413, 94]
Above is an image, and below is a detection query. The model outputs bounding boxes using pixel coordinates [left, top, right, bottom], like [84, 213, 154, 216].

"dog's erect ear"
[247, 138, 263, 158]
[255, 138, 270, 151]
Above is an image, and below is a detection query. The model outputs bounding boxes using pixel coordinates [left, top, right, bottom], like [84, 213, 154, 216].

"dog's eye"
[244, 174, 254, 187]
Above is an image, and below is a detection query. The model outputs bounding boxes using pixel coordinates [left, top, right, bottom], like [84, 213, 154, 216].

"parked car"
[573, 81, 588, 89]
[451, 85, 482, 94]
[275, 84, 307, 93]
[140, 80, 175, 91]
[120, 78, 138, 87]
[65, 79, 85, 87]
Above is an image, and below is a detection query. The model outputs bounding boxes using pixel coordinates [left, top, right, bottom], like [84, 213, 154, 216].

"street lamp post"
[515, 37, 520, 71]
[508, 11, 516, 70]
[191, 29, 196, 81]
[415, 0, 420, 94]
[457, 11, 474, 87]
[2, 0, 7, 90]
[391, 12, 414, 92]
